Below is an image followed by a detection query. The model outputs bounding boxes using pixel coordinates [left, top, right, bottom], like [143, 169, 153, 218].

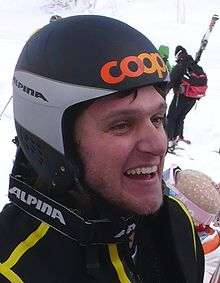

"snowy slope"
[0, 0, 220, 209]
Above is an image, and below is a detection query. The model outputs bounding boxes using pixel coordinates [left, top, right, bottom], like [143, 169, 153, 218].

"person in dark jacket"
[166, 46, 197, 149]
[0, 16, 204, 283]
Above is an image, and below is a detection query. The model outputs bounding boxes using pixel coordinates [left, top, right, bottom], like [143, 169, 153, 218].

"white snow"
[0, 0, 220, 209]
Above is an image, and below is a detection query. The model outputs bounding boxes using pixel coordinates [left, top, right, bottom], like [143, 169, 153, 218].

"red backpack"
[182, 62, 208, 99]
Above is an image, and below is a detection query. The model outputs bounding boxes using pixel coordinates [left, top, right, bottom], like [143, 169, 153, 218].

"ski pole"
[0, 95, 12, 120]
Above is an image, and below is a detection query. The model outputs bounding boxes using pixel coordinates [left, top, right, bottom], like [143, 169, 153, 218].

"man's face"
[74, 86, 167, 215]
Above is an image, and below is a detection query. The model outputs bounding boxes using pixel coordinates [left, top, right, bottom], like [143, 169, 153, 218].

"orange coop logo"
[100, 52, 167, 84]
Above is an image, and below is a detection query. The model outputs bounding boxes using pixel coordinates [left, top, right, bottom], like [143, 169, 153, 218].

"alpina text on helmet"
[100, 52, 166, 84]
[13, 76, 48, 102]
[9, 187, 66, 225]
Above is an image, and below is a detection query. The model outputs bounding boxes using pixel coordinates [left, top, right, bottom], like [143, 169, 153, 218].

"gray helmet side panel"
[13, 70, 114, 154]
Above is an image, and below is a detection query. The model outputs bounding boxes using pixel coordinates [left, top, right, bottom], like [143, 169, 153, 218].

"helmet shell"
[13, 15, 169, 186]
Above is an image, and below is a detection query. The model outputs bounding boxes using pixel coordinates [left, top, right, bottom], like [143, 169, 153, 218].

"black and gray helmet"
[11, 15, 170, 244]
[13, 15, 169, 194]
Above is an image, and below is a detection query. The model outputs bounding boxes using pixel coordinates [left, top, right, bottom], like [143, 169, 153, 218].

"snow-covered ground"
[0, 0, 220, 209]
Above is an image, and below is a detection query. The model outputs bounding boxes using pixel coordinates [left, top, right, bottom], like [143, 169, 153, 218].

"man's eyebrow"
[100, 110, 140, 122]
[101, 102, 167, 122]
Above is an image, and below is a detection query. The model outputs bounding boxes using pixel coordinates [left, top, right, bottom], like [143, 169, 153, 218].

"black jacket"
[0, 196, 204, 283]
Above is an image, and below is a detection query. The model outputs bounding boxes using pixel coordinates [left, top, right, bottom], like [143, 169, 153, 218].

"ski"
[195, 14, 219, 63]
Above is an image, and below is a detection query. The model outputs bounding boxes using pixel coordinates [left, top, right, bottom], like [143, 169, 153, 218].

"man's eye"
[110, 122, 131, 133]
[151, 116, 165, 127]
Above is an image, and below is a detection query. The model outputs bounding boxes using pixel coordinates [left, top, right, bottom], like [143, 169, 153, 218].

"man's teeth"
[126, 165, 157, 176]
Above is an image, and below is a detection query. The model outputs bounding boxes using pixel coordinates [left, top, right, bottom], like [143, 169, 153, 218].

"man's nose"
[135, 122, 167, 155]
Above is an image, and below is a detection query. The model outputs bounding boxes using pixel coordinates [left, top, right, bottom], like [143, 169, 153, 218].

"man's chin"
[132, 197, 163, 216]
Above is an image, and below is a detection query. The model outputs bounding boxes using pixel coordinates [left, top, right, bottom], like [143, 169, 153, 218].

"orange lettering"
[138, 52, 157, 74]
[152, 53, 167, 78]
[100, 52, 167, 84]
[120, 56, 144, 77]
[100, 61, 125, 84]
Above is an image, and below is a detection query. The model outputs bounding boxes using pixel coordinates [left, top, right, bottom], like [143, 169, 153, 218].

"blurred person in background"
[166, 46, 207, 150]
[164, 166, 220, 283]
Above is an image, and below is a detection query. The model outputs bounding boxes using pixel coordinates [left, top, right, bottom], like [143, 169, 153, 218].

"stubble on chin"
[83, 171, 164, 216]
[106, 189, 164, 216]
[130, 197, 163, 216]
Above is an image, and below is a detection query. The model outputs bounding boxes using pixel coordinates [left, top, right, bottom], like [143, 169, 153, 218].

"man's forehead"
[87, 88, 166, 119]
[101, 101, 166, 119]
[93, 85, 164, 105]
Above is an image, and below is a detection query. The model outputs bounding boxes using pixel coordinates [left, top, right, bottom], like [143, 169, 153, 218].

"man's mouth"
[125, 165, 158, 178]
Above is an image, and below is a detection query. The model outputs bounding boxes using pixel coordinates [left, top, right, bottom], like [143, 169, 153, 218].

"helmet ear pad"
[14, 98, 94, 193]
[15, 121, 72, 188]
[15, 119, 92, 209]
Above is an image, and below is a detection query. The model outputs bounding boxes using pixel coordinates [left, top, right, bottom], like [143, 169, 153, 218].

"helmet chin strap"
[8, 174, 140, 245]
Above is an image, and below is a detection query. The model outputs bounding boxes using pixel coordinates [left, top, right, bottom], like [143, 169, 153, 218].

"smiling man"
[0, 15, 204, 282]
[74, 86, 167, 216]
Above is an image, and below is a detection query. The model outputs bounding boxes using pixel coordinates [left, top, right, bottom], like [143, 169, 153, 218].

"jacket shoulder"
[140, 196, 204, 282]
[165, 196, 204, 282]
[0, 203, 42, 251]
